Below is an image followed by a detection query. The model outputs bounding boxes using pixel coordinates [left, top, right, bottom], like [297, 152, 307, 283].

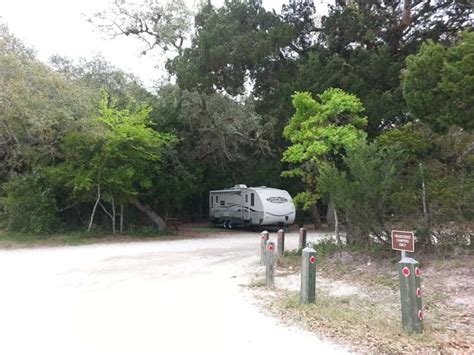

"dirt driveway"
[0, 230, 346, 355]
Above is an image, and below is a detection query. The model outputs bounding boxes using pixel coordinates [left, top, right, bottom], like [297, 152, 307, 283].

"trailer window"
[215, 196, 218, 203]
[251, 193, 254, 206]
[220, 200, 225, 206]
[245, 194, 248, 203]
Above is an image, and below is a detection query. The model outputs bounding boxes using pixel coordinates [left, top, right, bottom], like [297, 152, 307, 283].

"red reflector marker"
[415, 267, 421, 277]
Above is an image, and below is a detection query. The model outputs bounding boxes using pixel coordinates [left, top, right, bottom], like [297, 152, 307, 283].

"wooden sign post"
[298, 227, 307, 250]
[392, 230, 423, 333]
[277, 229, 285, 256]
[260, 230, 269, 265]
[266, 241, 275, 286]
[300, 247, 316, 304]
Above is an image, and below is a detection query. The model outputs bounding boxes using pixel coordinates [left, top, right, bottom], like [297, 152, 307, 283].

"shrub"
[1, 173, 61, 234]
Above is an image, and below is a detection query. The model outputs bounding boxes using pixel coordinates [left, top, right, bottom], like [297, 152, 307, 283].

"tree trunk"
[99, 201, 115, 234]
[87, 183, 101, 232]
[132, 199, 167, 229]
[419, 163, 431, 245]
[420, 163, 429, 223]
[334, 208, 342, 247]
[120, 204, 124, 233]
[313, 203, 321, 230]
[326, 203, 335, 229]
[344, 215, 355, 246]
[111, 196, 116, 235]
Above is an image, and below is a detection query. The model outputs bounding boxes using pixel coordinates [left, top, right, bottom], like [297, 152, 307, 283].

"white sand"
[0, 231, 347, 355]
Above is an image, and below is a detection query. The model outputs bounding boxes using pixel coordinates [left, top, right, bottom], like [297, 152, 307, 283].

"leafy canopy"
[282, 88, 367, 209]
[1, 172, 61, 234]
[0, 25, 95, 178]
[48, 95, 176, 205]
[403, 32, 474, 132]
[319, 140, 405, 242]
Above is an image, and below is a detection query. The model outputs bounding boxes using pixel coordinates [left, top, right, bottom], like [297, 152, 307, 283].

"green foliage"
[151, 85, 276, 215]
[376, 123, 473, 246]
[50, 96, 175, 199]
[50, 55, 155, 110]
[425, 128, 474, 222]
[282, 89, 367, 210]
[169, 0, 292, 95]
[403, 32, 474, 131]
[376, 123, 433, 162]
[319, 141, 405, 243]
[0, 26, 96, 181]
[1, 173, 61, 234]
[46, 96, 176, 231]
[290, 1, 471, 137]
[309, 239, 339, 258]
[295, 46, 407, 137]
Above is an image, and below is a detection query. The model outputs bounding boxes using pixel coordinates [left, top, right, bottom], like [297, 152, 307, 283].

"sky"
[1, 0, 331, 88]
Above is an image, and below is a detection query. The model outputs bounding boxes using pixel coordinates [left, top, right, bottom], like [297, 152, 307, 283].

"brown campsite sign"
[391, 230, 415, 252]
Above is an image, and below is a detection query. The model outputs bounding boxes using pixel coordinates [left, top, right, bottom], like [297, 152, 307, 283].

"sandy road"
[0, 231, 346, 355]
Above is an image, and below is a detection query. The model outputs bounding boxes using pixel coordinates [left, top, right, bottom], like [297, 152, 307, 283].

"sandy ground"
[0, 230, 347, 355]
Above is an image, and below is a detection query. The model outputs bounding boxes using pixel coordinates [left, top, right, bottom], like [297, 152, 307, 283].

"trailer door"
[243, 192, 250, 221]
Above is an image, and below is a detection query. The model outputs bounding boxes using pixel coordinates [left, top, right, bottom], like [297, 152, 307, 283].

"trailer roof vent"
[234, 184, 247, 189]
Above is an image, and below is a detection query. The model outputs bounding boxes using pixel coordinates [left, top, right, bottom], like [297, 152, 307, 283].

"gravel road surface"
[0, 231, 347, 355]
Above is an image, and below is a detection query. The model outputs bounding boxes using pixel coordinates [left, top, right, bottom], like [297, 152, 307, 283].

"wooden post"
[399, 257, 423, 333]
[298, 227, 307, 250]
[260, 230, 269, 265]
[266, 241, 275, 286]
[300, 247, 316, 304]
[277, 229, 285, 256]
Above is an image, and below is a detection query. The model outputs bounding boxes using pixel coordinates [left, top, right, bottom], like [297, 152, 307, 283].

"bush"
[309, 239, 340, 257]
[1, 173, 61, 234]
[319, 141, 405, 245]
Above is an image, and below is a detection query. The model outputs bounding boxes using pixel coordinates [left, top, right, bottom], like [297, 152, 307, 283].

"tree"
[322, 1, 473, 55]
[90, 0, 192, 57]
[281, 88, 367, 226]
[169, 0, 294, 96]
[48, 96, 176, 232]
[297, 1, 473, 136]
[403, 31, 474, 132]
[50, 55, 155, 110]
[0, 25, 95, 181]
[151, 85, 276, 216]
[1, 172, 61, 234]
[319, 140, 405, 245]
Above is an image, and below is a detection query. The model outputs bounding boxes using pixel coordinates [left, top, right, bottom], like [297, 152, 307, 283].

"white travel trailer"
[209, 184, 296, 228]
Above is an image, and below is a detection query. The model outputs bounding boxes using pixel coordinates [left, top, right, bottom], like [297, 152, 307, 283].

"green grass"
[189, 226, 219, 233]
[373, 274, 398, 289]
[275, 290, 437, 353]
[248, 278, 266, 288]
[0, 228, 174, 248]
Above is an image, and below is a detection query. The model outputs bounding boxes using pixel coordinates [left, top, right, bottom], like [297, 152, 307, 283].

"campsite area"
[0, 225, 472, 354]
[1, 1, 473, 354]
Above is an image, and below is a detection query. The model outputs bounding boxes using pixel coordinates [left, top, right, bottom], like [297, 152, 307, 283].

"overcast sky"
[1, 0, 330, 88]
